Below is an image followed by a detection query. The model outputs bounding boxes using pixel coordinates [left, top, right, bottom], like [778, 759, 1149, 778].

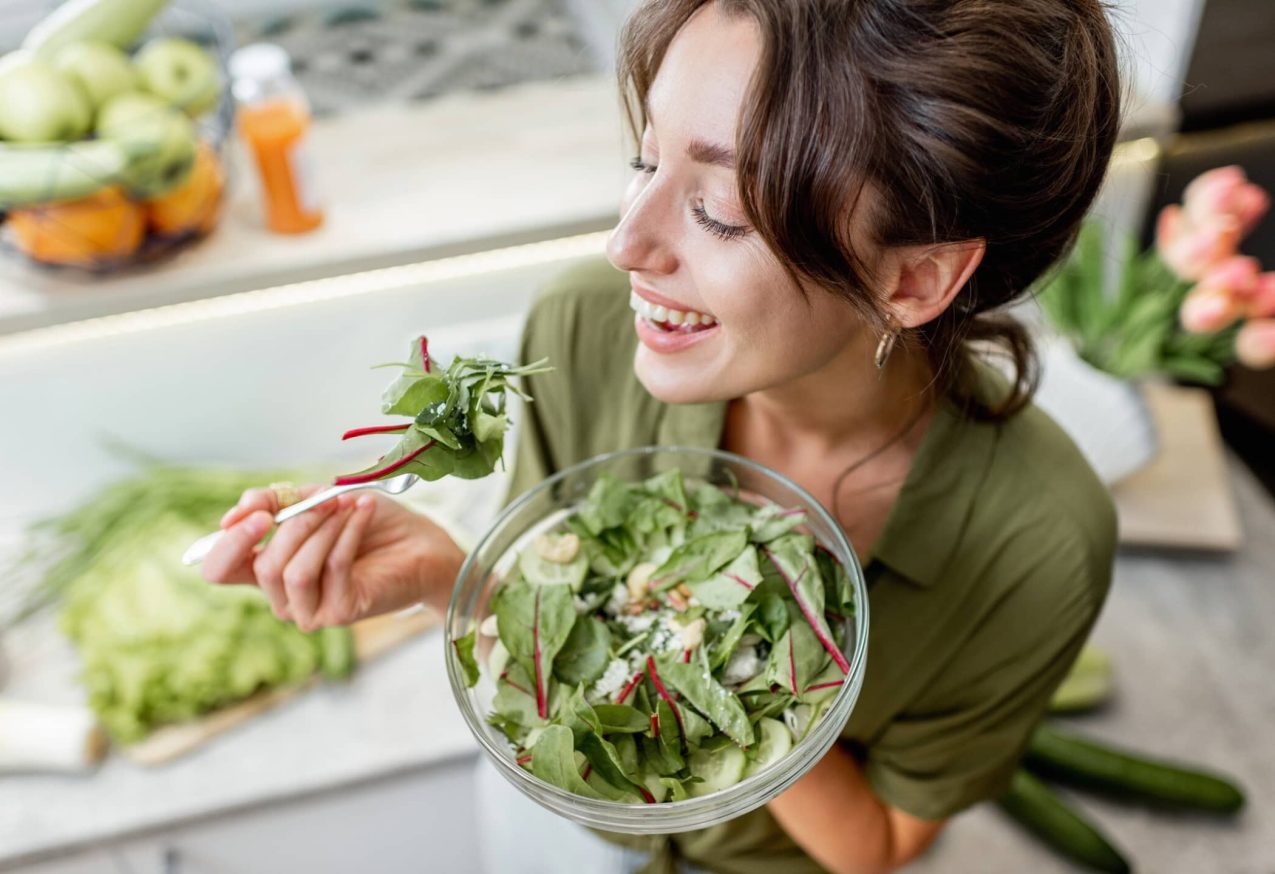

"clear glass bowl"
[445, 446, 870, 834]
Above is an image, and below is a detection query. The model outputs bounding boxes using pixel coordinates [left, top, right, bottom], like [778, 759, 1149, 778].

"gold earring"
[874, 326, 898, 370]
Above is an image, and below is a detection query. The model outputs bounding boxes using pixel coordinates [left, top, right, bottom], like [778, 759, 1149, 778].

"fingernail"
[220, 506, 239, 527]
[357, 495, 374, 509]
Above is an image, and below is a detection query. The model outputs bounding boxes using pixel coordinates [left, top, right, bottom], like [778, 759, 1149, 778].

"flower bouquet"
[1038, 165, 1275, 384]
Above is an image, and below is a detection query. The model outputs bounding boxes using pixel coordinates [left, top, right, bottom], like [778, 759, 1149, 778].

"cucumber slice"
[1049, 646, 1114, 713]
[688, 744, 747, 797]
[743, 717, 792, 778]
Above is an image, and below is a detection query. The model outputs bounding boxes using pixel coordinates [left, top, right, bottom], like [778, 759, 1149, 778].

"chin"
[633, 347, 733, 405]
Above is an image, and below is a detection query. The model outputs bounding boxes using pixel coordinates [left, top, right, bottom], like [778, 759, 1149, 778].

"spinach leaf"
[493, 579, 576, 719]
[518, 547, 588, 590]
[575, 474, 638, 535]
[453, 628, 480, 688]
[749, 504, 807, 543]
[763, 535, 849, 675]
[651, 530, 749, 590]
[765, 620, 830, 698]
[593, 704, 651, 734]
[709, 602, 757, 672]
[689, 545, 762, 610]
[492, 662, 543, 729]
[815, 547, 856, 617]
[530, 725, 607, 800]
[656, 699, 686, 770]
[553, 616, 612, 686]
[655, 653, 754, 747]
[752, 591, 790, 643]
[580, 732, 646, 802]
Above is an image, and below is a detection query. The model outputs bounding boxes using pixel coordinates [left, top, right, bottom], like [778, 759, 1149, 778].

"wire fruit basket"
[0, 0, 236, 273]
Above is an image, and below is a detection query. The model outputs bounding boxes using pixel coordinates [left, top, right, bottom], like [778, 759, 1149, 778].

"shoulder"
[959, 398, 1118, 625]
[521, 257, 638, 391]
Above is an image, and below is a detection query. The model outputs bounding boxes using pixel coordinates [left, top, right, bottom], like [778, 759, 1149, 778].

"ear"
[885, 240, 985, 329]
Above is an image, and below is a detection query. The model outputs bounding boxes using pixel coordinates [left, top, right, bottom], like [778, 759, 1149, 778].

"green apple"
[96, 92, 198, 197]
[52, 42, 139, 112]
[0, 51, 92, 142]
[135, 38, 222, 117]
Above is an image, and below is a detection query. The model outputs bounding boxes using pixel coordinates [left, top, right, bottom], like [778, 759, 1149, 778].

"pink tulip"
[1236, 318, 1275, 369]
[1180, 286, 1246, 333]
[1246, 272, 1275, 319]
[1182, 165, 1270, 237]
[1156, 205, 1243, 280]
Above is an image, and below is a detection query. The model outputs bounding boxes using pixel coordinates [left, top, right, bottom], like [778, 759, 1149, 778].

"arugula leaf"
[453, 628, 480, 688]
[493, 579, 575, 719]
[689, 545, 762, 610]
[553, 616, 612, 686]
[655, 652, 754, 747]
[531, 725, 608, 800]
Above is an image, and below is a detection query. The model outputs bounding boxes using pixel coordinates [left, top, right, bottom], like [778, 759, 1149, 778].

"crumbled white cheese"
[617, 612, 658, 634]
[605, 583, 629, 616]
[573, 595, 589, 613]
[722, 646, 763, 686]
[719, 609, 741, 623]
[589, 658, 632, 701]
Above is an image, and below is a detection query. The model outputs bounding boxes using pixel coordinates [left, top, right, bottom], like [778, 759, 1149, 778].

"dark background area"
[1141, 0, 1275, 497]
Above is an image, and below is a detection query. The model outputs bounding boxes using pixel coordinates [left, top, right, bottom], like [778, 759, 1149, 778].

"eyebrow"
[686, 139, 736, 169]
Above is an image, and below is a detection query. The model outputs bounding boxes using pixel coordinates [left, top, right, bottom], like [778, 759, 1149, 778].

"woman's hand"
[201, 485, 465, 629]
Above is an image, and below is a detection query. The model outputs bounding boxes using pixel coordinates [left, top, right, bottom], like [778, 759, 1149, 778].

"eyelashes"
[629, 156, 750, 242]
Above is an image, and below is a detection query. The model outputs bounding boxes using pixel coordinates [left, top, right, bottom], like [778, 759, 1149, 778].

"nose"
[606, 175, 678, 277]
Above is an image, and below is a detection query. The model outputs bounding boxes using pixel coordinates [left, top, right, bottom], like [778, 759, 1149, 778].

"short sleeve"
[862, 536, 1110, 821]
[505, 256, 633, 505]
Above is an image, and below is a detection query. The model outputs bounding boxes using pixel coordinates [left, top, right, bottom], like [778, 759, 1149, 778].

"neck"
[730, 335, 936, 459]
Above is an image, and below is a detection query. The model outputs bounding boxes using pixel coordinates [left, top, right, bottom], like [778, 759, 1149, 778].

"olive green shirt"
[505, 258, 1117, 874]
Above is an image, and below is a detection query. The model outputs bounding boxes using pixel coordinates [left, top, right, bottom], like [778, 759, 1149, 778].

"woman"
[204, 1, 1122, 871]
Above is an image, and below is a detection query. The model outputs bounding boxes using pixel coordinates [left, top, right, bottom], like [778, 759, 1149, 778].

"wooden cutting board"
[1111, 383, 1243, 551]
[123, 608, 440, 766]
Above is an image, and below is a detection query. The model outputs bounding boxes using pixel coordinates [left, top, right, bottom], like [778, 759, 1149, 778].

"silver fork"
[181, 473, 420, 566]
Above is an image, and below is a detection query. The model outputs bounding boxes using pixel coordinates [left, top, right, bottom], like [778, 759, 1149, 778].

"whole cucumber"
[999, 770, 1131, 874]
[0, 140, 130, 208]
[24, 0, 170, 58]
[1026, 723, 1245, 814]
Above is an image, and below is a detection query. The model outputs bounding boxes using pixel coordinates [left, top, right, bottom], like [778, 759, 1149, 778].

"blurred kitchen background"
[0, 0, 1273, 872]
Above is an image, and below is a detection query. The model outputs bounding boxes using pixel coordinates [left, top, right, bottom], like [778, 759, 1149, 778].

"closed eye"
[691, 202, 749, 241]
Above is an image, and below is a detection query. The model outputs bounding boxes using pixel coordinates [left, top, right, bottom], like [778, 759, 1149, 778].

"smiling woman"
[201, 1, 1123, 872]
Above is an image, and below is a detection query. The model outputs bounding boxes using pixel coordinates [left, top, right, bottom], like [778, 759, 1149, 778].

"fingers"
[284, 497, 357, 629]
[313, 494, 377, 626]
[202, 511, 273, 585]
[220, 483, 325, 530]
[252, 500, 340, 618]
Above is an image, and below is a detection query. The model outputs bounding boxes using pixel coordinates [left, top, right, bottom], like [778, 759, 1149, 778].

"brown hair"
[618, 0, 1122, 420]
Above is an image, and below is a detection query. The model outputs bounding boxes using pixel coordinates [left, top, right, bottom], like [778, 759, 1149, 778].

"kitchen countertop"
[2, 455, 1273, 871]
[0, 74, 628, 336]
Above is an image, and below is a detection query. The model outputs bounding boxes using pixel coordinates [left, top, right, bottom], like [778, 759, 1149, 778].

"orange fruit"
[8, 186, 145, 267]
[144, 141, 225, 237]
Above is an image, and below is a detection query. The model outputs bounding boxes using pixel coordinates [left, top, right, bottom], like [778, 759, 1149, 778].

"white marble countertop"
[0, 75, 628, 336]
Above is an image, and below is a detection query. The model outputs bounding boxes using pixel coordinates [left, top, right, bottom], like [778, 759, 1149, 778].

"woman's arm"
[767, 744, 945, 874]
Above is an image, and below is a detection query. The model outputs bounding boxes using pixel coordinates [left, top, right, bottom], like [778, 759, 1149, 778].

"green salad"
[454, 469, 857, 803]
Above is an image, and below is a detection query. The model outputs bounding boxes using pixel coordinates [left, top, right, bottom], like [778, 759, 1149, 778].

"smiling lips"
[629, 290, 718, 333]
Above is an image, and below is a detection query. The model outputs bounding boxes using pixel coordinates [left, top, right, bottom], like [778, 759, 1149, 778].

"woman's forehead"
[646, 4, 760, 150]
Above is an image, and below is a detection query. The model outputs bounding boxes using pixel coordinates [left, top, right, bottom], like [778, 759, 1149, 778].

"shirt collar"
[654, 393, 998, 590]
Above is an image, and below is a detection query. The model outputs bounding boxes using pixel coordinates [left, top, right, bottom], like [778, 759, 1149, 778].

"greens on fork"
[336, 335, 551, 485]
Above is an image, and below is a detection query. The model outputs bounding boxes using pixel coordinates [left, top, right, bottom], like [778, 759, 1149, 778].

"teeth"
[628, 291, 716, 329]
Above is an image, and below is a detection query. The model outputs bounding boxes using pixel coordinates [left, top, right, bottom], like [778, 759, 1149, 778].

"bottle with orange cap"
[229, 43, 324, 234]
